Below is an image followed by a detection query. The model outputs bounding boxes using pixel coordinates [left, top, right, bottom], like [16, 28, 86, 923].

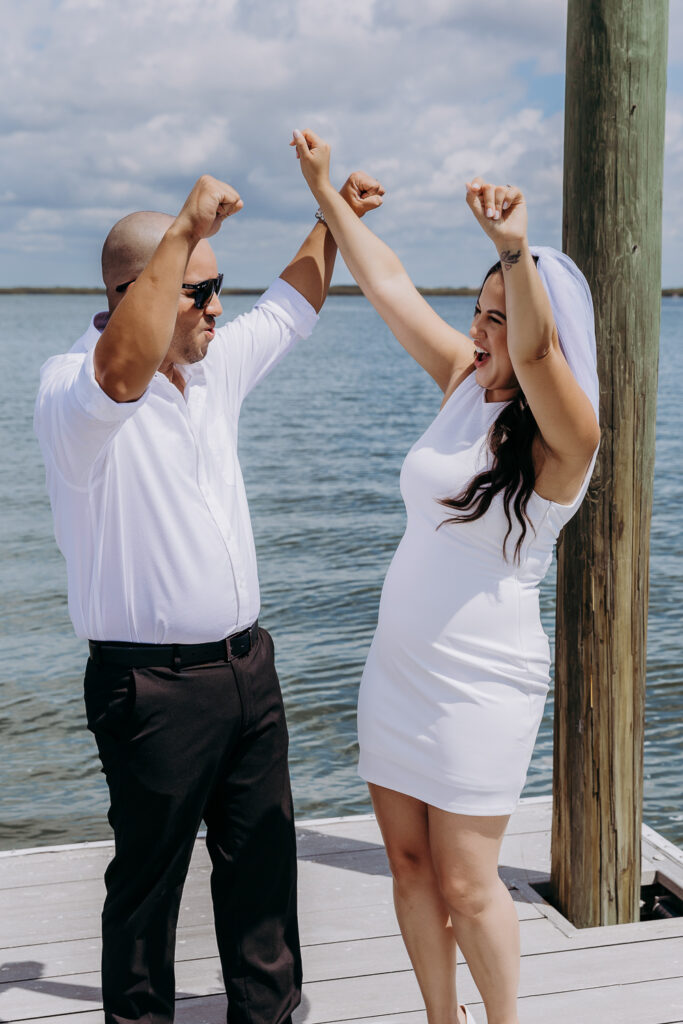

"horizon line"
[2, 285, 683, 298]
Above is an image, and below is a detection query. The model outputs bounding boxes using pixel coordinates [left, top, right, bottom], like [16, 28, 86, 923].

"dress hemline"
[358, 749, 520, 817]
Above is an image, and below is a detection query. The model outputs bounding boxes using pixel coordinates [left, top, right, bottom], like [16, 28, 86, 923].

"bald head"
[101, 211, 175, 310]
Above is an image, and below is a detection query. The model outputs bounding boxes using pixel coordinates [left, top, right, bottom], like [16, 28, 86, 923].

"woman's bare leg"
[428, 807, 519, 1024]
[369, 784, 466, 1024]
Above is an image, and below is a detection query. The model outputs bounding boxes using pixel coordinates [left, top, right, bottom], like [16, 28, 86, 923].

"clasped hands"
[290, 129, 384, 218]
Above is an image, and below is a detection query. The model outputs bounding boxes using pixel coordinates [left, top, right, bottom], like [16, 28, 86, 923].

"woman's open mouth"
[474, 345, 490, 366]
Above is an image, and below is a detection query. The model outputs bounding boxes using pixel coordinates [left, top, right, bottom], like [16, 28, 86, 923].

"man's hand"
[340, 172, 385, 218]
[174, 174, 243, 243]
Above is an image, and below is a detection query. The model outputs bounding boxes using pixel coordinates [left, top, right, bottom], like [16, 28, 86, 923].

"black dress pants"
[84, 627, 301, 1024]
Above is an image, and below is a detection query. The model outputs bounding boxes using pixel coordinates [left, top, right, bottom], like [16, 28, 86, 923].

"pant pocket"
[84, 659, 137, 739]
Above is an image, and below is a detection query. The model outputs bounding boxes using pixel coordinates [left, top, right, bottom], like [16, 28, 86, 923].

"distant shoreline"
[0, 285, 480, 297]
[2, 285, 683, 297]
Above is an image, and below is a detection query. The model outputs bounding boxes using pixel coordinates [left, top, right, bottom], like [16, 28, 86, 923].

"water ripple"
[0, 293, 681, 850]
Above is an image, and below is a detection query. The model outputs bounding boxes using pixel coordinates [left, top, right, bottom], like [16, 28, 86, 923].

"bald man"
[34, 170, 384, 1024]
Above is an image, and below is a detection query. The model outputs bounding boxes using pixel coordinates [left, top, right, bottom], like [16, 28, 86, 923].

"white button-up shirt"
[34, 279, 318, 643]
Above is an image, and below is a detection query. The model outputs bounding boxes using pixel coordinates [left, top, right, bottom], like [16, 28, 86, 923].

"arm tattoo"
[499, 249, 522, 271]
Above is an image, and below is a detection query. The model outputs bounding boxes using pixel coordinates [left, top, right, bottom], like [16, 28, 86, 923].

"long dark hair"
[438, 260, 540, 562]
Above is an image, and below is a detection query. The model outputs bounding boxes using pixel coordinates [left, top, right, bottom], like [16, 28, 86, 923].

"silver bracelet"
[314, 207, 327, 225]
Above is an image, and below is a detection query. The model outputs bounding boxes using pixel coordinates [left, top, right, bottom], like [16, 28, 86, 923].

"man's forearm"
[313, 184, 408, 303]
[94, 174, 243, 403]
[279, 220, 338, 313]
[95, 225, 196, 402]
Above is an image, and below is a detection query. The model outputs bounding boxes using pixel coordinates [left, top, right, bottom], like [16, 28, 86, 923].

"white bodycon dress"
[357, 370, 595, 815]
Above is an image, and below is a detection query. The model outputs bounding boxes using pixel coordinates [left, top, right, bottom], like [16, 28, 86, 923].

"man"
[34, 166, 383, 1024]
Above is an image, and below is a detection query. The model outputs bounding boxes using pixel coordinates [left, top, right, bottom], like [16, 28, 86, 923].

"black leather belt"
[88, 621, 259, 670]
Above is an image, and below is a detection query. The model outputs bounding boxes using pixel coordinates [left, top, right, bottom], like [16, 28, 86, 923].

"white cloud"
[0, 0, 680, 286]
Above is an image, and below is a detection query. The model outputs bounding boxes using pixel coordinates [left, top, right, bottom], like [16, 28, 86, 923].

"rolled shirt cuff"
[257, 278, 319, 339]
[73, 345, 150, 422]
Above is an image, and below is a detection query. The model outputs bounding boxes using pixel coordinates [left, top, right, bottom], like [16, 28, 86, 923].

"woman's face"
[469, 270, 519, 401]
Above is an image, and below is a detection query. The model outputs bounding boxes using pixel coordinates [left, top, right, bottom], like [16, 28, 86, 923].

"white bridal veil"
[529, 245, 600, 422]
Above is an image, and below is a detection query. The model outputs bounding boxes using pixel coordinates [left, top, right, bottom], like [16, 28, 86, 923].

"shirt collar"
[69, 314, 108, 354]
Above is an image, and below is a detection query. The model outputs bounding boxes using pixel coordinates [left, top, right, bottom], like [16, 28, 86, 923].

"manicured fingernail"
[293, 128, 302, 138]
[503, 201, 510, 210]
[493, 210, 500, 220]
[486, 207, 494, 218]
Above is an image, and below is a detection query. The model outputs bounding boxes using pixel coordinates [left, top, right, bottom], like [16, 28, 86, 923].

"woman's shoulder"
[439, 365, 479, 412]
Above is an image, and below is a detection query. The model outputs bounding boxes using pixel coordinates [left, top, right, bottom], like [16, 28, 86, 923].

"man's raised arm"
[95, 176, 243, 403]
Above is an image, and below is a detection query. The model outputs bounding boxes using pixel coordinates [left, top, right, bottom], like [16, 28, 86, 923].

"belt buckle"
[229, 629, 251, 659]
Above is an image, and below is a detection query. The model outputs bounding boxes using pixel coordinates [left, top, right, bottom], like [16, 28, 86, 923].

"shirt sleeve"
[213, 278, 319, 408]
[34, 345, 149, 488]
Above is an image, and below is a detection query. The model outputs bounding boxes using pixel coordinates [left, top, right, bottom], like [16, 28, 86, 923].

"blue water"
[0, 293, 681, 849]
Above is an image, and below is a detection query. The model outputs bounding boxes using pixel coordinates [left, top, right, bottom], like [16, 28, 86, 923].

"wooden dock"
[1, 796, 682, 1023]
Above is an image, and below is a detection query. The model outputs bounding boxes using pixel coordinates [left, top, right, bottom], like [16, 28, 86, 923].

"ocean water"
[0, 292, 681, 851]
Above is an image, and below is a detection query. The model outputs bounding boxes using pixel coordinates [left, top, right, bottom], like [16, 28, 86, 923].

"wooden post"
[551, 0, 668, 927]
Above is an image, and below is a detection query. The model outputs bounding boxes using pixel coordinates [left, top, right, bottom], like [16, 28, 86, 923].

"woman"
[291, 129, 600, 1024]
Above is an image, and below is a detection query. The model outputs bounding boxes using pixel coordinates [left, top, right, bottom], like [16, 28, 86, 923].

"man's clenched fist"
[340, 172, 385, 218]
[175, 175, 243, 242]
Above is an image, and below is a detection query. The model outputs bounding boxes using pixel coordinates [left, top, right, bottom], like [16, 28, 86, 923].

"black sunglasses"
[115, 273, 224, 309]
[181, 274, 224, 308]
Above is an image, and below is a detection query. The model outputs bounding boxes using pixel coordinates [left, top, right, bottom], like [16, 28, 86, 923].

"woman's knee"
[437, 871, 500, 919]
[385, 840, 435, 891]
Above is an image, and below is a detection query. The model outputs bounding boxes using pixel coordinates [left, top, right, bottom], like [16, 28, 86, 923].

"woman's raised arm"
[466, 177, 600, 499]
[291, 129, 474, 393]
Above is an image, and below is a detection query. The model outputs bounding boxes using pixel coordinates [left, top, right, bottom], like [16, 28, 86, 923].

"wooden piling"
[551, 0, 669, 927]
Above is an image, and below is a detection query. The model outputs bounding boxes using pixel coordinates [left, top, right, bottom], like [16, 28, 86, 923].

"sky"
[2, 0, 682, 288]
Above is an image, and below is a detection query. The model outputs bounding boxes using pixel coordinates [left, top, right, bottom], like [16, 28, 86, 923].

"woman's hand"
[290, 129, 333, 201]
[465, 178, 527, 255]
